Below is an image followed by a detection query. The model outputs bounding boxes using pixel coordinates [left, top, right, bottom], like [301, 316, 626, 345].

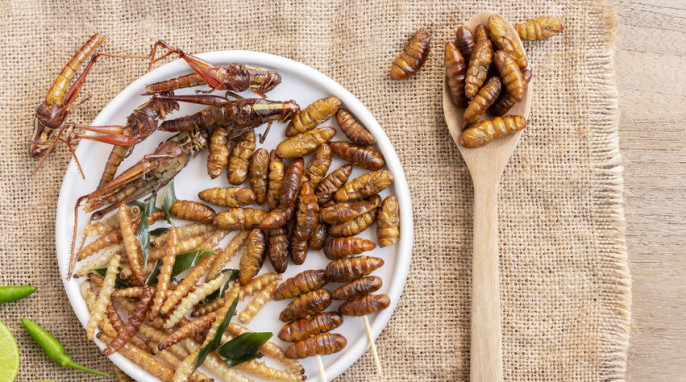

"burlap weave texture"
[0, 0, 629, 381]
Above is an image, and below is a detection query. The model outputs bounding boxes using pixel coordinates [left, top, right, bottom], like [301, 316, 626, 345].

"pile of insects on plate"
[42, 36, 400, 381]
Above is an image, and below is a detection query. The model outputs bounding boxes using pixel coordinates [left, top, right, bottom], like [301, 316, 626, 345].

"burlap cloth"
[0, 0, 630, 381]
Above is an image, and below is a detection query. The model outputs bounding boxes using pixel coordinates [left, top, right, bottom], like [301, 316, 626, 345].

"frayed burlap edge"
[590, 1, 631, 380]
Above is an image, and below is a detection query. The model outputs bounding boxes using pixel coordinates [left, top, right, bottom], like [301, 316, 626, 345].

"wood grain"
[609, 0, 686, 380]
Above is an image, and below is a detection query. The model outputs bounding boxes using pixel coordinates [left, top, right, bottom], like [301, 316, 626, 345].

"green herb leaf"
[137, 194, 157, 266]
[202, 269, 239, 304]
[171, 250, 216, 279]
[145, 260, 163, 286]
[149, 227, 169, 237]
[93, 267, 129, 290]
[217, 332, 272, 368]
[162, 181, 176, 225]
[194, 297, 239, 371]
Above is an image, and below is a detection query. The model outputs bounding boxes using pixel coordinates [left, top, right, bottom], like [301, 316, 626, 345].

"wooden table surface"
[608, 0, 686, 380]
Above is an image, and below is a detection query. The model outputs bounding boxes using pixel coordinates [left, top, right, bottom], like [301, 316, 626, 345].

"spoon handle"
[471, 174, 503, 382]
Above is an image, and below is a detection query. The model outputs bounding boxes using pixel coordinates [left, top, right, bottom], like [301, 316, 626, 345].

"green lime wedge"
[0, 321, 19, 382]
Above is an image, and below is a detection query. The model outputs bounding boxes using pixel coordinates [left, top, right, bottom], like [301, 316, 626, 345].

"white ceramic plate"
[56, 50, 413, 381]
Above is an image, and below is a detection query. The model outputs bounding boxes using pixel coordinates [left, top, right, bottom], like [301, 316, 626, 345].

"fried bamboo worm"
[87, 254, 120, 340]
[84, 205, 140, 237]
[102, 286, 153, 355]
[150, 223, 213, 248]
[118, 202, 145, 285]
[192, 281, 241, 318]
[75, 244, 123, 278]
[150, 226, 176, 319]
[160, 254, 215, 315]
[164, 272, 228, 329]
[238, 280, 278, 324]
[225, 323, 304, 374]
[148, 231, 214, 261]
[240, 272, 282, 299]
[273, 270, 329, 301]
[195, 229, 229, 251]
[390, 28, 431, 80]
[98, 333, 175, 382]
[182, 338, 253, 382]
[170, 200, 216, 224]
[285, 96, 341, 137]
[111, 286, 146, 299]
[207, 230, 249, 280]
[159, 313, 216, 349]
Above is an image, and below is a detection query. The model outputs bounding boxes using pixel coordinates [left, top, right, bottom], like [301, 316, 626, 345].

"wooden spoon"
[442, 11, 532, 382]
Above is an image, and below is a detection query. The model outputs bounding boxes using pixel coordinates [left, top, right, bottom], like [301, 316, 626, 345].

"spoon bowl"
[442, 11, 532, 382]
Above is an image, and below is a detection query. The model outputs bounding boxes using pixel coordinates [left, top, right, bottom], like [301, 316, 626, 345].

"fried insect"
[328, 209, 377, 237]
[198, 187, 256, 207]
[102, 285, 153, 356]
[324, 237, 376, 260]
[336, 109, 376, 146]
[207, 230, 249, 280]
[165, 272, 228, 329]
[248, 148, 270, 204]
[273, 269, 329, 301]
[238, 280, 277, 324]
[455, 26, 474, 63]
[285, 96, 341, 137]
[170, 200, 216, 224]
[326, 256, 384, 283]
[491, 68, 532, 116]
[225, 323, 305, 374]
[331, 276, 383, 300]
[148, 231, 214, 261]
[160, 254, 216, 315]
[239, 228, 266, 285]
[279, 288, 332, 322]
[315, 164, 352, 204]
[288, 229, 309, 266]
[158, 97, 298, 134]
[338, 294, 391, 316]
[463, 76, 502, 127]
[267, 226, 289, 274]
[278, 312, 344, 342]
[266, 151, 285, 209]
[240, 273, 282, 299]
[111, 286, 146, 299]
[309, 222, 328, 250]
[86, 254, 120, 340]
[276, 127, 336, 159]
[494, 50, 526, 102]
[260, 203, 296, 230]
[150, 226, 178, 319]
[119, 202, 145, 285]
[293, 182, 319, 241]
[474, 24, 489, 42]
[445, 42, 469, 108]
[84, 205, 140, 237]
[330, 141, 385, 171]
[227, 130, 255, 185]
[304, 144, 332, 185]
[207, 126, 230, 178]
[321, 194, 381, 224]
[97, 333, 175, 382]
[465, 37, 493, 99]
[280, 158, 305, 205]
[459, 115, 527, 148]
[284, 333, 347, 359]
[390, 28, 431, 80]
[213, 208, 267, 230]
[334, 169, 394, 202]
[75, 244, 123, 278]
[377, 195, 400, 247]
[515, 16, 564, 41]
[488, 14, 528, 68]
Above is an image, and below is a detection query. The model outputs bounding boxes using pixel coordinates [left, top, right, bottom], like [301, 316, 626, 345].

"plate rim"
[55, 49, 414, 381]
